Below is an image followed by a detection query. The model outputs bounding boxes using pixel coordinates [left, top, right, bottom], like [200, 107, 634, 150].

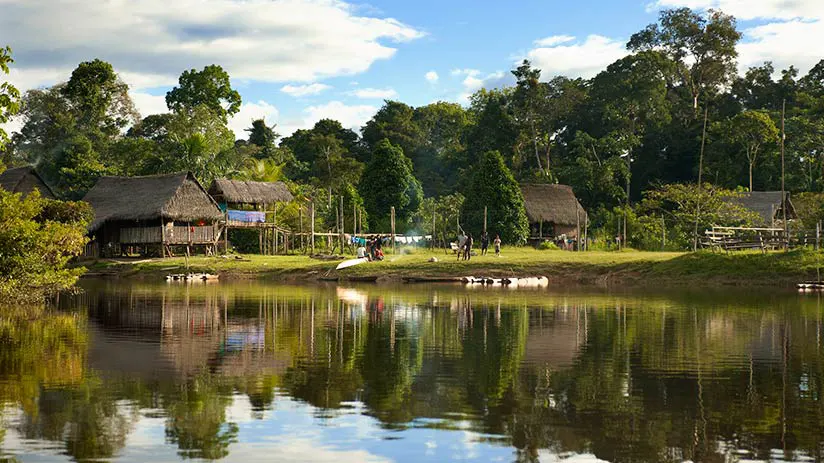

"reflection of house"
[524, 308, 584, 369]
[0, 166, 56, 199]
[83, 172, 224, 257]
[727, 191, 797, 226]
[520, 184, 588, 240]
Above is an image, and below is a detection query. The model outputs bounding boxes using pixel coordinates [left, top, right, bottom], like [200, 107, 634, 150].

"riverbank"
[78, 247, 824, 287]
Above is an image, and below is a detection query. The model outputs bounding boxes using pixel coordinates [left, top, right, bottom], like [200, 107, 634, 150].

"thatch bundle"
[83, 172, 222, 231]
[520, 184, 587, 226]
[209, 178, 293, 205]
[0, 166, 56, 199]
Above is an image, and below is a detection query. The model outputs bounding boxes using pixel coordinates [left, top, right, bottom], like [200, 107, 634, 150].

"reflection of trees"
[163, 376, 238, 460]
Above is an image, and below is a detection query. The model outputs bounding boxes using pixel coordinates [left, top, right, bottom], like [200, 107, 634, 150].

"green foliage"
[0, 190, 89, 301]
[0, 46, 21, 150]
[165, 65, 241, 122]
[538, 240, 560, 250]
[636, 183, 761, 249]
[359, 139, 422, 232]
[461, 150, 529, 244]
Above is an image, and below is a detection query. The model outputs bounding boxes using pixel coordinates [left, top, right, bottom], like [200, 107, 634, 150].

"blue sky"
[1, 0, 823, 138]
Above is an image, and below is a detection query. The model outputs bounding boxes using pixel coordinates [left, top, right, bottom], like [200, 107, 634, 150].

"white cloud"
[525, 34, 628, 79]
[652, 0, 823, 21]
[534, 35, 576, 47]
[456, 70, 509, 105]
[280, 83, 332, 97]
[738, 19, 824, 75]
[425, 70, 439, 83]
[279, 100, 377, 136]
[228, 100, 280, 139]
[130, 91, 168, 118]
[2, 0, 424, 92]
[348, 87, 398, 99]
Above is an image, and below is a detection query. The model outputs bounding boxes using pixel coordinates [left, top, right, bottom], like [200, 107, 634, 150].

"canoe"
[336, 257, 369, 271]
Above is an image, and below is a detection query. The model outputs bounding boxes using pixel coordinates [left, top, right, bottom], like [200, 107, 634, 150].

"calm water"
[1, 281, 824, 462]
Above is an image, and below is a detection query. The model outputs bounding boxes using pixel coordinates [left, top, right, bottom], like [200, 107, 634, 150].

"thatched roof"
[0, 166, 56, 199]
[208, 178, 293, 205]
[83, 172, 222, 231]
[729, 191, 797, 225]
[520, 184, 587, 226]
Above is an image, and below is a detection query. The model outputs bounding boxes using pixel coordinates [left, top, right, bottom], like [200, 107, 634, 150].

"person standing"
[464, 234, 474, 261]
[480, 232, 489, 256]
[493, 234, 501, 257]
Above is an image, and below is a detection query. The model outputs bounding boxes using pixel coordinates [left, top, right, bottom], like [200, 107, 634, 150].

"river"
[0, 280, 822, 462]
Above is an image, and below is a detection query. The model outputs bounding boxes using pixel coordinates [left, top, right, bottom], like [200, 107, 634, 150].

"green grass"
[77, 246, 824, 287]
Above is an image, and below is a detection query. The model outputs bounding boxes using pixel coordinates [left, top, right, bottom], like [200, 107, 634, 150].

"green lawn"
[79, 246, 824, 287]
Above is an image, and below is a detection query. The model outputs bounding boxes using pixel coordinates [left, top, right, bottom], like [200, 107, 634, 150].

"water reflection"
[1, 282, 823, 462]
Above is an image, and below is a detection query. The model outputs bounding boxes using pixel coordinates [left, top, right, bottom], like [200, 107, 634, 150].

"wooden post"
[340, 195, 345, 253]
[432, 202, 436, 250]
[224, 211, 229, 254]
[576, 208, 581, 252]
[483, 206, 487, 235]
[391, 206, 396, 255]
[310, 201, 315, 255]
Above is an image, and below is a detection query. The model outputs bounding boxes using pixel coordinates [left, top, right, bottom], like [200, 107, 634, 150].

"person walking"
[464, 234, 474, 261]
[480, 232, 489, 256]
[493, 234, 501, 257]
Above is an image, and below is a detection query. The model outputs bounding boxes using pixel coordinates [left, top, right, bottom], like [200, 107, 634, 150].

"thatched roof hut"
[83, 172, 223, 231]
[729, 191, 797, 226]
[520, 184, 587, 227]
[208, 179, 293, 206]
[0, 166, 56, 199]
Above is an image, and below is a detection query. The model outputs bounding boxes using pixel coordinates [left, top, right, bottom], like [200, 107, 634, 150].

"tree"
[723, 110, 779, 191]
[358, 139, 422, 231]
[10, 60, 138, 196]
[0, 190, 92, 301]
[0, 46, 20, 151]
[511, 60, 549, 178]
[165, 65, 241, 122]
[361, 101, 421, 157]
[461, 150, 529, 244]
[628, 7, 741, 113]
[245, 119, 279, 160]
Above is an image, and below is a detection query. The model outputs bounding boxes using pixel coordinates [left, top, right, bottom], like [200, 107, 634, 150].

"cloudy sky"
[1, 0, 823, 139]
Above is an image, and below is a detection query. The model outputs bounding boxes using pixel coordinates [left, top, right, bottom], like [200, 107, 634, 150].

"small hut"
[729, 191, 797, 226]
[520, 184, 588, 241]
[83, 172, 223, 257]
[208, 179, 294, 254]
[0, 166, 56, 199]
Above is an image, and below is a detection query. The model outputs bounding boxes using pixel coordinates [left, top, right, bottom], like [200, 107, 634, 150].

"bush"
[538, 240, 560, 250]
[0, 190, 90, 302]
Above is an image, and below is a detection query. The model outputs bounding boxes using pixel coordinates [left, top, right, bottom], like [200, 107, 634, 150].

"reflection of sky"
[2, 392, 529, 462]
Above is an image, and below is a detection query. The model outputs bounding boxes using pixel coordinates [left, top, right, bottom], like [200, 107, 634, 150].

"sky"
[1, 0, 823, 139]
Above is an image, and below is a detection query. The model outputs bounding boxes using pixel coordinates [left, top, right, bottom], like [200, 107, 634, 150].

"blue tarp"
[227, 210, 266, 223]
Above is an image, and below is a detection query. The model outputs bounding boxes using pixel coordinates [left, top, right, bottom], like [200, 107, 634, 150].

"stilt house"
[0, 166, 56, 199]
[83, 172, 223, 257]
[520, 184, 588, 240]
[208, 179, 294, 254]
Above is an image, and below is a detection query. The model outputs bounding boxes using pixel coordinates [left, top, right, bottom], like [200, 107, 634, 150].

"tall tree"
[165, 65, 241, 122]
[0, 46, 20, 152]
[722, 110, 780, 191]
[358, 139, 422, 232]
[461, 150, 529, 244]
[628, 7, 741, 113]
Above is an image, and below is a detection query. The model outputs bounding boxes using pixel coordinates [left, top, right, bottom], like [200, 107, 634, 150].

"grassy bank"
[78, 247, 824, 287]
